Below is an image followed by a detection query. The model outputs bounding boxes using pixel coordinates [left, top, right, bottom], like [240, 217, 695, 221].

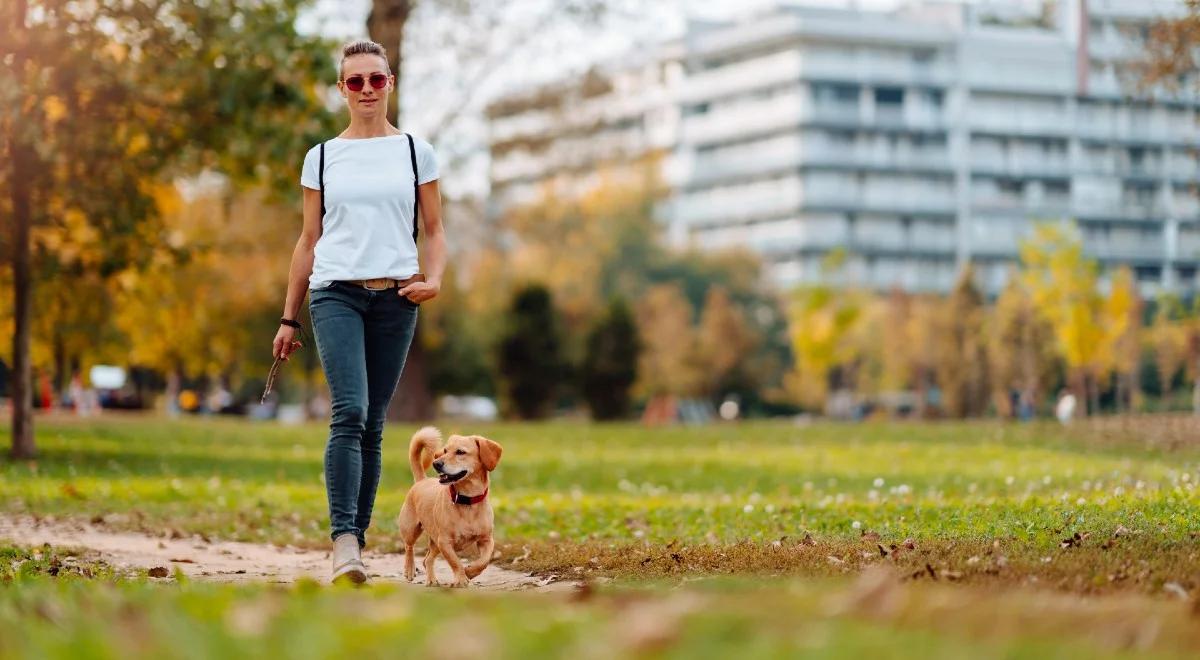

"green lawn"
[3, 417, 1197, 547]
[2, 416, 1199, 658]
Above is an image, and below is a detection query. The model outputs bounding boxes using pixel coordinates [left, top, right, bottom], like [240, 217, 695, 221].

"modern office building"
[487, 0, 1200, 294]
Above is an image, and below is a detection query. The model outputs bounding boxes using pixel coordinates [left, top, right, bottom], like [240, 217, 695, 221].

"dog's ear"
[475, 436, 503, 472]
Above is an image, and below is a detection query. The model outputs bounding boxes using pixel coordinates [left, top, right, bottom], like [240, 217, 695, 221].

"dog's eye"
[455, 449, 466, 455]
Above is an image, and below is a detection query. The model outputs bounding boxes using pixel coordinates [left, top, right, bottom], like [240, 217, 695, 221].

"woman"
[273, 39, 446, 584]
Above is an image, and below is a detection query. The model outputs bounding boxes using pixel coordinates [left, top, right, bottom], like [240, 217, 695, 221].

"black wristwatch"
[280, 318, 302, 329]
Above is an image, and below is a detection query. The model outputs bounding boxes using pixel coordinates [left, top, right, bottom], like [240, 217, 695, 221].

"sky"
[295, 0, 937, 197]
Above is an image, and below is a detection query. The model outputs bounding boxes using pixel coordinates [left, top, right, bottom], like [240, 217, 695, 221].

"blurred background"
[5, 0, 1200, 443]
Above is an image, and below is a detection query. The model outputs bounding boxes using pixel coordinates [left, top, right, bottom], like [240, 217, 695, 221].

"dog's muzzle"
[434, 463, 468, 484]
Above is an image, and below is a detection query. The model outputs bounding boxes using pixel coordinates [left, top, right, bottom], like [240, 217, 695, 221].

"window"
[875, 87, 905, 105]
[925, 89, 944, 108]
[813, 82, 859, 104]
[997, 178, 1023, 196]
[1135, 265, 1161, 282]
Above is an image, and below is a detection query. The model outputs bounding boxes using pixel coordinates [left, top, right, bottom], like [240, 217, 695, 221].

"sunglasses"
[343, 73, 388, 92]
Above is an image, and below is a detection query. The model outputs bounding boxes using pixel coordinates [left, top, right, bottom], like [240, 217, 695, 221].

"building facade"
[488, 0, 1200, 294]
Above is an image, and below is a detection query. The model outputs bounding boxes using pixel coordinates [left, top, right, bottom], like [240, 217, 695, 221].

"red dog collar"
[449, 484, 488, 505]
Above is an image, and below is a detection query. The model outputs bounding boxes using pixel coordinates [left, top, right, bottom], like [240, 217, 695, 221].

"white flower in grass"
[743, 504, 754, 513]
[851, 520, 862, 530]
[1005, 476, 1015, 486]
[873, 477, 884, 488]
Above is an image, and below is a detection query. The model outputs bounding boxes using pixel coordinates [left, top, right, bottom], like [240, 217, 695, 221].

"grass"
[3, 545, 1199, 659]
[2, 415, 1200, 657]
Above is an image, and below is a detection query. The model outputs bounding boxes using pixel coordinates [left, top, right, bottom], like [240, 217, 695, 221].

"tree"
[1185, 299, 1200, 415]
[580, 298, 640, 420]
[2, 0, 337, 457]
[1137, 1, 1200, 96]
[1149, 295, 1188, 407]
[785, 251, 866, 410]
[372, 0, 612, 421]
[695, 286, 756, 401]
[634, 283, 702, 400]
[496, 284, 567, 419]
[934, 265, 991, 418]
[1100, 267, 1143, 412]
[988, 273, 1058, 418]
[1019, 223, 1106, 415]
[424, 265, 493, 397]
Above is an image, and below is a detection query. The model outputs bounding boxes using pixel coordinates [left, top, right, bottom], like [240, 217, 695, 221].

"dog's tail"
[409, 426, 441, 482]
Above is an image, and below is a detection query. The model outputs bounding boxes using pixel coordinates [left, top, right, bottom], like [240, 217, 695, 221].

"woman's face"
[339, 54, 392, 119]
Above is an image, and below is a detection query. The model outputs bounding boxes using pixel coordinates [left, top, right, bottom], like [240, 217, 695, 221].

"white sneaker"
[331, 533, 367, 584]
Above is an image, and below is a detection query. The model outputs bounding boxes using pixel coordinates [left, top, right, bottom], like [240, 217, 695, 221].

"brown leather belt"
[343, 274, 425, 290]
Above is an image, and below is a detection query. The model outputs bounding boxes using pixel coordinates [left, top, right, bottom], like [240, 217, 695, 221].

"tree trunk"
[367, 0, 414, 127]
[1193, 358, 1199, 416]
[1087, 372, 1100, 417]
[369, 0, 435, 422]
[388, 327, 435, 421]
[9, 143, 35, 458]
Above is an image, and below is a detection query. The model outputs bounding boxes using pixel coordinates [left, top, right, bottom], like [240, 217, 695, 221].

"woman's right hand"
[272, 325, 302, 360]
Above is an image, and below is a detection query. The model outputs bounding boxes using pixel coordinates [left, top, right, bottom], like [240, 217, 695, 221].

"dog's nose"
[433, 460, 443, 471]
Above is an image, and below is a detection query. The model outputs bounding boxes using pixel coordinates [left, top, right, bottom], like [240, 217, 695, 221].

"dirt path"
[0, 515, 570, 591]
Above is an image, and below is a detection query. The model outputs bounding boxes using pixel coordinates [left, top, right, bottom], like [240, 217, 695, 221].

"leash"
[261, 319, 312, 404]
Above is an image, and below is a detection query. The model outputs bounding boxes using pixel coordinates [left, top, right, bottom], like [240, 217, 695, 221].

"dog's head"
[432, 434, 503, 484]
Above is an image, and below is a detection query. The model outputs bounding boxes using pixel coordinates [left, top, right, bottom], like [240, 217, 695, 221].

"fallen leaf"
[168, 558, 196, 564]
[1164, 582, 1190, 601]
[148, 567, 169, 578]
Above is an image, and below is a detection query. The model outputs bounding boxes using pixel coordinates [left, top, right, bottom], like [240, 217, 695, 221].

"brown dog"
[398, 426, 502, 587]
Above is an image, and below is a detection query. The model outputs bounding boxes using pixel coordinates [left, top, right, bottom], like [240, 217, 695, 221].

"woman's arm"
[399, 179, 446, 303]
[273, 186, 323, 359]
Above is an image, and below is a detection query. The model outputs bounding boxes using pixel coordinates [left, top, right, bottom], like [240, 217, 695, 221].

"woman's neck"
[340, 117, 399, 139]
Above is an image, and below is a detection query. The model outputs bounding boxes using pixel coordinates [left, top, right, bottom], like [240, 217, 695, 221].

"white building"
[485, 48, 684, 219]
[488, 0, 1200, 294]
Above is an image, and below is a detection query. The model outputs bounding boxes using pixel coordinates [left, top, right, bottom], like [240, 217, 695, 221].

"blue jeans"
[308, 282, 418, 547]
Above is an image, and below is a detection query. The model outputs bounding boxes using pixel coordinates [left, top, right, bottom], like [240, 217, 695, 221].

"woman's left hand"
[398, 280, 440, 304]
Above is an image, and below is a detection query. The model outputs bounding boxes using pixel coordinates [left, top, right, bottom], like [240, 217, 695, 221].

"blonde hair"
[340, 40, 388, 79]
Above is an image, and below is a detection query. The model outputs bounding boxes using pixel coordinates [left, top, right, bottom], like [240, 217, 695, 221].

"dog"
[398, 426, 503, 587]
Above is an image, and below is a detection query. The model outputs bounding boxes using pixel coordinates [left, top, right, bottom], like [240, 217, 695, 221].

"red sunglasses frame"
[343, 73, 388, 92]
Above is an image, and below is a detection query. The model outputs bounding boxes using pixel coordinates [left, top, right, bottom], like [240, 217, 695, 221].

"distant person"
[1054, 390, 1076, 425]
[272, 39, 446, 584]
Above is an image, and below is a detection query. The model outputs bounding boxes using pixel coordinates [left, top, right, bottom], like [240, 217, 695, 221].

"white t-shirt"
[300, 134, 438, 289]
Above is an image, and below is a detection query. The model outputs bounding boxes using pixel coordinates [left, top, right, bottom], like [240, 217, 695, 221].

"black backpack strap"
[406, 133, 419, 242]
[319, 140, 326, 218]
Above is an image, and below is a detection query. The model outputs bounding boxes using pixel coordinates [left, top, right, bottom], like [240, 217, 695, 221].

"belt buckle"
[362, 277, 391, 291]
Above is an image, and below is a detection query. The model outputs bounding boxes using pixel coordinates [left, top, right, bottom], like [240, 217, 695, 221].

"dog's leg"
[398, 515, 422, 583]
[434, 537, 469, 587]
[423, 541, 441, 586]
[465, 535, 494, 580]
